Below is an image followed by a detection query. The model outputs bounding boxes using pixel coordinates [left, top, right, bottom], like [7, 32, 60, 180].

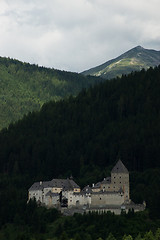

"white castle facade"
[28, 160, 145, 215]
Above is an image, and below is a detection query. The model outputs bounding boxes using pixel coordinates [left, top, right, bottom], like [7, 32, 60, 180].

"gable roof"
[50, 178, 80, 190]
[111, 160, 129, 174]
[82, 186, 93, 194]
[101, 177, 111, 184]
[28, 181, 52, 191]
[29, 178, 80, 191]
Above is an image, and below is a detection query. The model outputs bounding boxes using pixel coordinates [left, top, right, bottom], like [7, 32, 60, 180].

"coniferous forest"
[0, 56, 101, 130]
[0, 66, 160, 239]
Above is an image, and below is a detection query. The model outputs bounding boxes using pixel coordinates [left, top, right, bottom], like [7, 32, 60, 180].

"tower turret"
[111, 160, 130, 201]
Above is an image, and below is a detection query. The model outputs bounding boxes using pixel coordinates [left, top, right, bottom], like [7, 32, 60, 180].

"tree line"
[0, 204, 160, 240]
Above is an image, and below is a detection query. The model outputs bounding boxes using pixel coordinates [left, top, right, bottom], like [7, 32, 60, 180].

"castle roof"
[101, 177, 111, 184]
[93, 182, 101, 188]
[29, 178, 80, 191]
[111, 160, 129, 174]
[50, 178, 80, 190]
[28, 181, 52, 191]
[82, 186, 93, 194]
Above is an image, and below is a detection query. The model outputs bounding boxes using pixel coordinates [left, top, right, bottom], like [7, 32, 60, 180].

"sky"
[0, 0, 160, 73]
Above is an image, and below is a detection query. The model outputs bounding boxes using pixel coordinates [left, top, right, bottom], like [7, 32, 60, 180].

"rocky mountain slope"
[82, 46, 160, 79]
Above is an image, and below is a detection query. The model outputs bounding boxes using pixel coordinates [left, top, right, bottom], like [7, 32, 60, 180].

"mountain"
[82, 46, 160, 79]
[0, 57, 102, 130]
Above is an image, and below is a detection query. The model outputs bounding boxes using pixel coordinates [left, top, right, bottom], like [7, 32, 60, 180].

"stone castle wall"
[111, 172, 129, 201]
[91, 192, 124, 206]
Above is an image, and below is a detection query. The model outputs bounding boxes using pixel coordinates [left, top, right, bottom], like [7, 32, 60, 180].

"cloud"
[0, 0, 160, 72]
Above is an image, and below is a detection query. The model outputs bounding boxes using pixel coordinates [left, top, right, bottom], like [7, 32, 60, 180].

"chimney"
[92, 183, 95, 187]
[40, 181, 42, 185]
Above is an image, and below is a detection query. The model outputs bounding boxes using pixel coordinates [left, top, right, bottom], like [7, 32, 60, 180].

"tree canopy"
[0, 56, 102, 129]
[0, 66, 160, 238]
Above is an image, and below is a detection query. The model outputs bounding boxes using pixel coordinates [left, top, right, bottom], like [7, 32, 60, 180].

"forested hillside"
[1, 66, 160, 177]
[0, 66, 160, 239]
[0, 57, 101, 129]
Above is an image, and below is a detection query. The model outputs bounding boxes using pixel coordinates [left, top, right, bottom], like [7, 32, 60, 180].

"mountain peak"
[135, 45, 143, 50]
[82, 46, 160, 79]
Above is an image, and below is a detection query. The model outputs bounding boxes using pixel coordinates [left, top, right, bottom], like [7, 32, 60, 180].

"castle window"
[100, 198, 101, 200]
[120, 182, 121, 184]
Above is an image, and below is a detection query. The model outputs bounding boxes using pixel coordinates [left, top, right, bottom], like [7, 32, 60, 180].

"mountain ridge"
[0, 57, 102, 130]
[82, 46, 160, 79]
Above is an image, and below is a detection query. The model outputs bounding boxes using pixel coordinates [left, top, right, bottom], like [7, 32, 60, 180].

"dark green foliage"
[41, 211, 160, 240]
[0, 66, 160, 238]
[1, 67, 160, 178]
[106, 233, 116, 240]
[130, 169, 160, 218]
[0, 56, 102, 129]
[0, 67, 160, 210]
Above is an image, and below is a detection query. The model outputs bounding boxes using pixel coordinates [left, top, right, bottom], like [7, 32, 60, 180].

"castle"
[28, 160, 145, 215]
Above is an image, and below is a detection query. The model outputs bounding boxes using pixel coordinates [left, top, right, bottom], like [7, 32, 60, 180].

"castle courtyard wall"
[91, 192, 124, 206]
[63, 191, 91, 207]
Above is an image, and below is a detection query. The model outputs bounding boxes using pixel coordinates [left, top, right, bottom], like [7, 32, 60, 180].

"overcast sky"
[0, 0, 160, 72]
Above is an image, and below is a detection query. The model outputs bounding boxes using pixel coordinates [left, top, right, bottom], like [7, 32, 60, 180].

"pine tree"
[144, 231, 154, 240]
[123, 235, 133, 240]
[155, 228, 160, 240]
[135, 234, 144, 240]
[106, 233, 116, 240]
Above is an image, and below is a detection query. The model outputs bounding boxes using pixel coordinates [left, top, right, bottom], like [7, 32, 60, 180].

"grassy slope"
[94, 57, 148, 78]
[82, 46, 160, 79]
[0, 57, 101, 130]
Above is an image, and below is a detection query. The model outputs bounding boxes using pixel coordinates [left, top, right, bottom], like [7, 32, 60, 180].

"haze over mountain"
[82, 46, 160, 79]
[0, 57, 101, 130]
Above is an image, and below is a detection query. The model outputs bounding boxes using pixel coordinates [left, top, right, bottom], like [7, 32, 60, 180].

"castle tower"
[111, 160, 130, 202]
